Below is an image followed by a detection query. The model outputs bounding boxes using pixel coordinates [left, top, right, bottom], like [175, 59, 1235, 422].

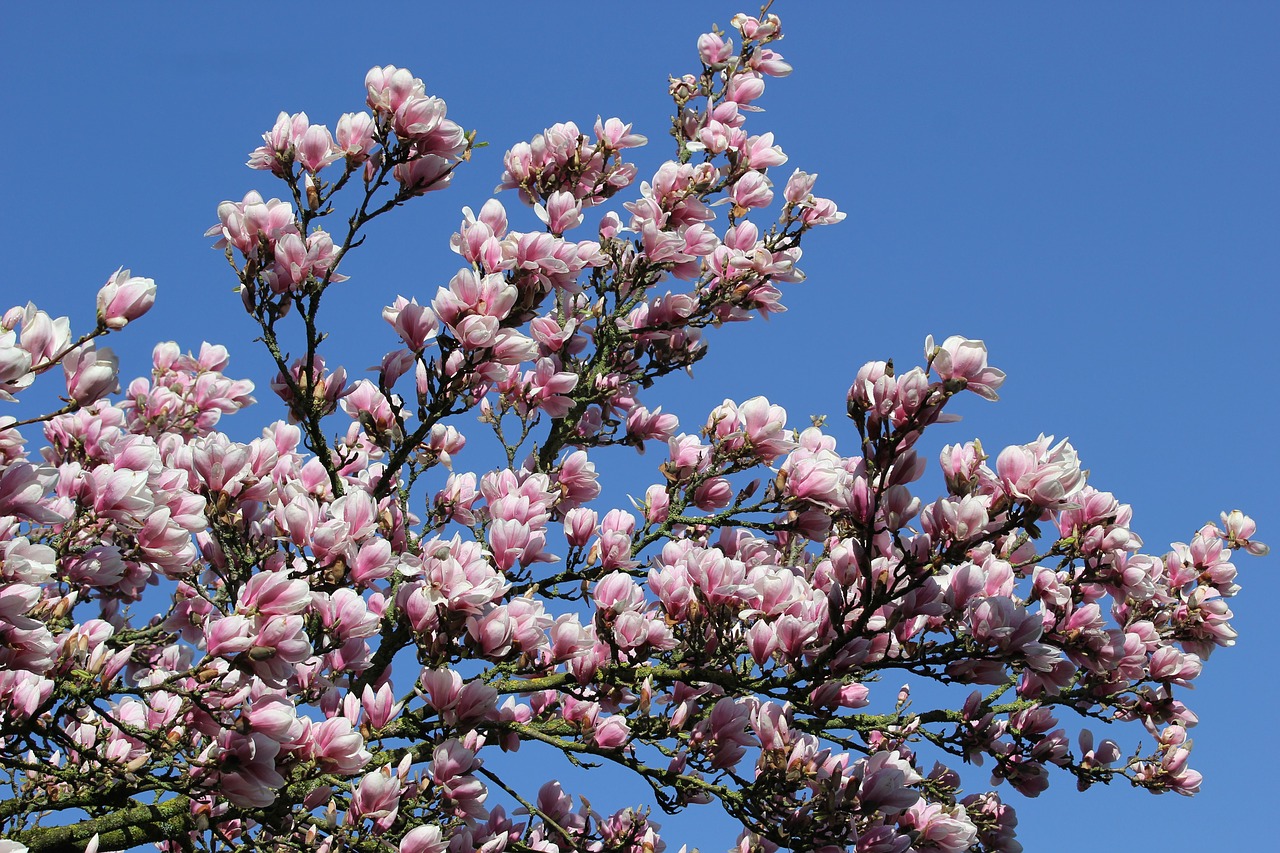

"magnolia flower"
[96, 268, 156, 330]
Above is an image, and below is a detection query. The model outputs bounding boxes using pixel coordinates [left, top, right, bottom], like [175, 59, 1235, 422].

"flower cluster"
[0, 11, 1264, 853]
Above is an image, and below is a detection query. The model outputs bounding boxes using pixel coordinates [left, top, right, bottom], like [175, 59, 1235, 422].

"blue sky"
[2, 2, 1277, 851]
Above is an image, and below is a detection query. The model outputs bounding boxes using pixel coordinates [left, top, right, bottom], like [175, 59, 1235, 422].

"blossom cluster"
[0, 11, 1264, 853]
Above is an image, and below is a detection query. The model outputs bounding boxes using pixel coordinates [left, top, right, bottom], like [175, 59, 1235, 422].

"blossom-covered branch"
[0, 8, 1264, 853]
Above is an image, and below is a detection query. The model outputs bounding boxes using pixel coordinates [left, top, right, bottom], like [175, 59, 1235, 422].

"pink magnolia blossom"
[400, 826, 447, 853]
[927, 335, 1006, 400]
[95, 268, 156, 330]
[395, 155, 453, 195]
[366, 65, 425, 115]
[63, 343, 119, 405]
[310, 715, 371, 775]
[996, 434, 1085, 509]
[349, 766, 401, 832]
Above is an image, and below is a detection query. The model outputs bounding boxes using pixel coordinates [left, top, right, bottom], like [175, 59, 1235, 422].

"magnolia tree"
[0, 9, 1265, 853]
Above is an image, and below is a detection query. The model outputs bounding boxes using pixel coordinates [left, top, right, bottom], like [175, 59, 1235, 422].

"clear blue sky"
[2, 2, 1276, 851]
